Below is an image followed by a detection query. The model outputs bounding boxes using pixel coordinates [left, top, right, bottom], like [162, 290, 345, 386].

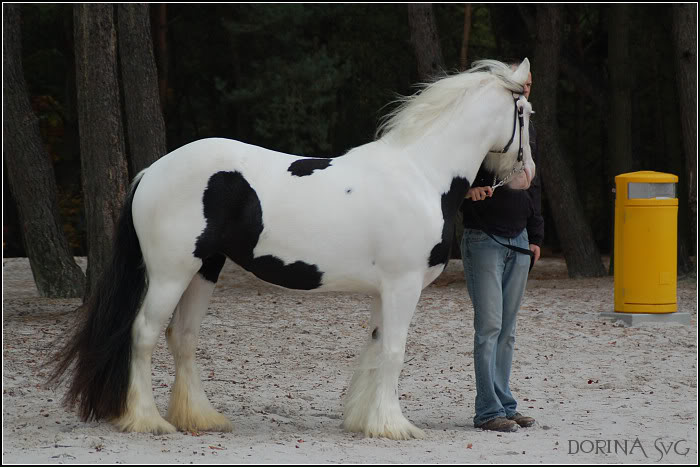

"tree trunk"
[118, 3, 167, 174]
[652, 12, 692, 275]
[62, 6, 81, 181]
[459, 4, 472, 71]
[154, 3, 168, 112]
[671, 4, 697, 264]
[3, 4, 85, 298]
[607, 5, 634, 178]
[533, 5, 606, 278]
[407, 4, 445, 80]
[74, 4, 130, 299]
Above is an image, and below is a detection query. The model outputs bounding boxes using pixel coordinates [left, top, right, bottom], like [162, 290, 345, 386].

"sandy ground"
[2, 256, 697, 464]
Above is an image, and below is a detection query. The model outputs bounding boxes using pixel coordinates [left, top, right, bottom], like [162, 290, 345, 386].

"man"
[460, 66, 543, 432]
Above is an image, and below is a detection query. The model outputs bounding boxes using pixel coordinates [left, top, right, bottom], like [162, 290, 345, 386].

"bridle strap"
[499, 95, 521, 154]
[489, 94, 526, 190]
[516, 102, 524, 162]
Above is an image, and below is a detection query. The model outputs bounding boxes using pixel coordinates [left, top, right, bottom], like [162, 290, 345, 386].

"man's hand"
[466, 186, 493, 201]
[529, 244, 541, 265]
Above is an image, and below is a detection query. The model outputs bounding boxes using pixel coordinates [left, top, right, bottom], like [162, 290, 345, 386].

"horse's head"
[375, 57, 536, 191]
[481, 58, 536, 190]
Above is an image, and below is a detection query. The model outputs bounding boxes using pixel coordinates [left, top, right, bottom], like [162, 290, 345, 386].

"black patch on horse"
[198, 254, 226, 283]
[194, 171, 324, 290]
[288, 158, 332, 177]
[428, 177, 470, 267]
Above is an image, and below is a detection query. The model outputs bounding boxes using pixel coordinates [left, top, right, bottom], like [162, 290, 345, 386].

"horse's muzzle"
[507, 166, 533, 190]
[524, 166, 534, 188]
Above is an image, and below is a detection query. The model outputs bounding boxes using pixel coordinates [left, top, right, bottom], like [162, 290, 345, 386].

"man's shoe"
[508, 412, 536, 427]
[476, 417, 519, 432]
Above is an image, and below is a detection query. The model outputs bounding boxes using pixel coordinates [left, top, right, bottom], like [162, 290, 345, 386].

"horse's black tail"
[47, 173, 147, 422]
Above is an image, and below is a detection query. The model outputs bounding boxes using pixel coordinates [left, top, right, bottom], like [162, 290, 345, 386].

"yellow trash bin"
[614, 171, 678, 313]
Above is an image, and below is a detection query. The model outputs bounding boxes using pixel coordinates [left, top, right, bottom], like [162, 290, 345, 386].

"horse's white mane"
[376, 59, 526, 143]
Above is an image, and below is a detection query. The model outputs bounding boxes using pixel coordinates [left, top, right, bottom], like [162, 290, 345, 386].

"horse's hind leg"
[343, 275, 425, 440]
[114, 268, 196, 434]
[166, 255, 233, 432]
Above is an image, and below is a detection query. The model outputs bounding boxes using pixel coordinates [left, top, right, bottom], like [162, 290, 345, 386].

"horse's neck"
[400, 119, 496, 195]
[362, 87, 508, 201]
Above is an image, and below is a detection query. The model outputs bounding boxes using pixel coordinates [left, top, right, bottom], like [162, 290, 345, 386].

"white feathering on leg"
[343, 344, 425, 440]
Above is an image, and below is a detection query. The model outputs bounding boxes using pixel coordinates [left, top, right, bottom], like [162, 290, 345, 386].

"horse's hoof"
[114, 414, 177, 434]
[369, 423, 426, 440]
[167, 409, 233, 433]
[344, 418, 425, 440]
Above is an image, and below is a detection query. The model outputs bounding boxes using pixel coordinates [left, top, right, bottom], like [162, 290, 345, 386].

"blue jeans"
[461, 228, 530, 427]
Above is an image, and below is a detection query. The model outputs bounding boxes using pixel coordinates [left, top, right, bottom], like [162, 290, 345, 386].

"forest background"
[3, 4, 696, 298]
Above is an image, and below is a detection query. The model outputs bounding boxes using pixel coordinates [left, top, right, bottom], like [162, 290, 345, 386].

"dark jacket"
[461, 122, 544, 246]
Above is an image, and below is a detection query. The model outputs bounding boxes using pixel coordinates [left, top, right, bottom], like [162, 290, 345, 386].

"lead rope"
[491, 162, 525, 190]
[465, 201, 535, 270]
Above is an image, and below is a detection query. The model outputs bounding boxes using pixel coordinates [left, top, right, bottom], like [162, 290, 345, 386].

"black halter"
[488, 94, 526, 190]
[492, 94, 524, 163]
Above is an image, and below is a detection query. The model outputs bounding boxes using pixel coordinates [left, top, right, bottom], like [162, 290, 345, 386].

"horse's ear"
[512, 58, 530, 84]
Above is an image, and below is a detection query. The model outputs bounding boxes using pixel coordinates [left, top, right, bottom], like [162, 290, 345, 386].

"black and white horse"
[50, 58, 535, 440]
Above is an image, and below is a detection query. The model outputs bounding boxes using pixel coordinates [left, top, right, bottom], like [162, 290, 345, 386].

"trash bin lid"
[615, 171, 678, 206]
[615, 171, 679, 184]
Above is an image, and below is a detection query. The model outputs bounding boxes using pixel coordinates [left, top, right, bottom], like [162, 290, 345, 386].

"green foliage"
[211, 4, 416, 155]
[218, 5, 352, 155]
[467, 6, 499, 62]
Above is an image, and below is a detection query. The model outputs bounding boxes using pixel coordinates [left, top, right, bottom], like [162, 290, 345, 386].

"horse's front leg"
[343, 275, 425, 440]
